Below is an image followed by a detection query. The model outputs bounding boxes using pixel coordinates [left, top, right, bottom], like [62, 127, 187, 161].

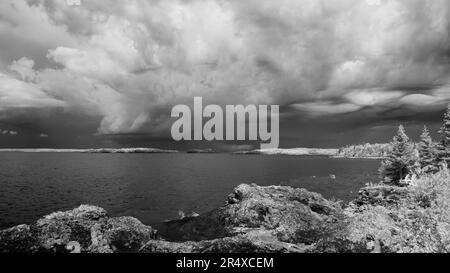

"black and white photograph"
[1, 0, 450, 261]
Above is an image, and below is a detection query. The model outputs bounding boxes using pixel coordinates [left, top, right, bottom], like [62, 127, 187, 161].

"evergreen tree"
[418, 126, 439, 174]
[379, 125, 416, 185]
[437, 105, 450, 167]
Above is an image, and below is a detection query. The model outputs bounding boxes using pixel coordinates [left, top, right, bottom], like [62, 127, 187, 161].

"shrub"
[345, 170, 450, 253]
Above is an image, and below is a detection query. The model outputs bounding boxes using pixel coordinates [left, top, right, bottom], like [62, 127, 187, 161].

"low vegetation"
[341, 106, 450, 253]
[344, 170, 450, 253]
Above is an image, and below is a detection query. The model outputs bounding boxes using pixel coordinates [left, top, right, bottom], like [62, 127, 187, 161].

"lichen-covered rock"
[105, 216, 156, 252]
[160, 184, 345, 245]
[140, 230, 309, 253]
[352, 185, 410, 207]
[0, 205, 155, 253]
[33, 205, 107, 252]
[308, 237, 373, 253]
[139, 240, 197, 253]
[0, 224, 36, 253]
[2, 183, 419, 253]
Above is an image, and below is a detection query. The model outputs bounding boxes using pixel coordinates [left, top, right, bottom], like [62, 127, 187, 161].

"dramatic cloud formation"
[0, 0, 449, 147]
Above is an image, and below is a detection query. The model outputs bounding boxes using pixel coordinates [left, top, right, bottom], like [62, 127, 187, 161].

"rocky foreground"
[0, 183, 433, 253]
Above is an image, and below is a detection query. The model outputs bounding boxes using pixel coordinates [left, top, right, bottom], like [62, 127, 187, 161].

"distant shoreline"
[332, 156, 386, 160]
[0, 147, 387, 159]
[233, 148, 339, 156]
[0, 148, 178, 154]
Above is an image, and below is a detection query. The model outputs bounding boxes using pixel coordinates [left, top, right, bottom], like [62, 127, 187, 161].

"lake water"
[0, 153, 380, 229]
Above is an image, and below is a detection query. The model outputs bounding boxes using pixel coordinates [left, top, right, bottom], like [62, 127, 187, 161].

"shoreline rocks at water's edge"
[0, 205, 158, 253]
[0, 183, 416, 253]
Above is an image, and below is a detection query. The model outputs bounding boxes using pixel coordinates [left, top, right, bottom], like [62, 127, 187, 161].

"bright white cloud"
[399, 94, 442, 110]
[345, 89, 405, 107]
[8, 57, 36, 81]
[292, 101, 362, 116]
[0, 72, 65, 110]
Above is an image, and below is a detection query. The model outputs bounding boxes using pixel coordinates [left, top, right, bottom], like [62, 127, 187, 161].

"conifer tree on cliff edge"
[379, 125, 416, 185]
[418, 125, 439, 174]
[437, 105, 450, 167]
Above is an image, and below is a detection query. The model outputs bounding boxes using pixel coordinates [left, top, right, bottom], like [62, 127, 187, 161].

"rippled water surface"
[0, 153, 380, 229]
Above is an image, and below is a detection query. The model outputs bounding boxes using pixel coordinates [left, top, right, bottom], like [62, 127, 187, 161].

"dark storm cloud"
[0, 0, 449, 147]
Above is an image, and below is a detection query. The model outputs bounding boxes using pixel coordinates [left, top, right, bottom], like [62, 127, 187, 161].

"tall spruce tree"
[379, 125, 416, 185]
[418, 126, 439, 174]
[437, 105, 450, 167]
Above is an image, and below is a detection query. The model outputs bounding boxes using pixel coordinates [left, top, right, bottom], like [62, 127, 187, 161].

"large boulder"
[352, 185, 410, 207]
[0, 224, 37, 253]
[140, 229, 309, 253]
[160, 184, 346, 245]
[104, 216, 156, 252]
[0, 205, 156, 253]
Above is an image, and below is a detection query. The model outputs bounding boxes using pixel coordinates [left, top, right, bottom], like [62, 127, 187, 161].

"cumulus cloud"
[0, 0, 449, 136]
[8, 57, 36, 81]
[0, 72, 65, 110]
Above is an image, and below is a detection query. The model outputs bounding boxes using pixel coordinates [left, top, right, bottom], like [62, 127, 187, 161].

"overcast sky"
[0, 0, 449, 149]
